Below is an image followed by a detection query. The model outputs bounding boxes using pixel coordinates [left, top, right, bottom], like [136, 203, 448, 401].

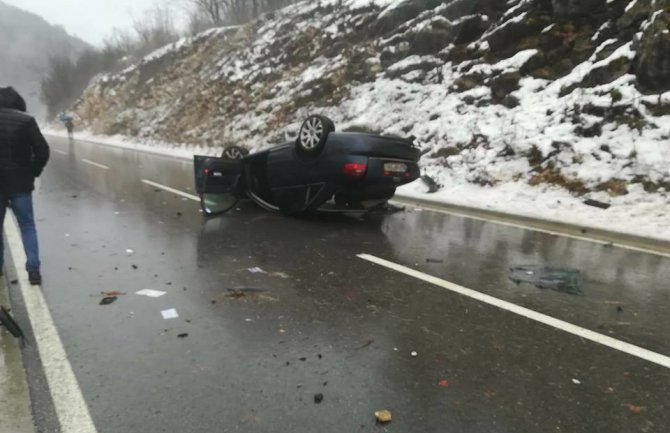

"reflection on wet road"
[10, 136, 670, 433]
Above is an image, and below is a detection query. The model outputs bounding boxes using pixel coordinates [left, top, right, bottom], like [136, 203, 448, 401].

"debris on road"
[583, 199, 611, 209]
[99, 296, 117, 305]
[438, 379, 449, 387]
[375, 410, 392, 424]
[623, 403, 642, 414]
[161, 309, 179, 320]
[177, 333, 189, 338]
[136, 289, 167, 298]
[356, 339, 374, 349]
[101, 291, 125, 297]
[125, 249, 135, 254]
[131, 264, 138, 270]
[269, 271, 290, 279]
[411, 351, 418, 357]
[572, 378, 581, 385]
[224, 288, 275, 302]
[421, 174, 440, 193]
[314, 393, 324, 404]
[248, 267, 266, 274]
[509, 265, 581, 295]
[0, 306, 25, 341]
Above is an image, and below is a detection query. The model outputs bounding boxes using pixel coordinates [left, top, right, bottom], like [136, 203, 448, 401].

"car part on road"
[509, 265, 581, 295]
[0, 305, 25, 342]
[583, 199, 611, 209]
[99, 296, 117, 305]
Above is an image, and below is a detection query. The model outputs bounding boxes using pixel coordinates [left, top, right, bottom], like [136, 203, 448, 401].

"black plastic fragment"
[99, 296, 117, 305]
[583, 199, 610, 209]
[0, 306, 25, 340]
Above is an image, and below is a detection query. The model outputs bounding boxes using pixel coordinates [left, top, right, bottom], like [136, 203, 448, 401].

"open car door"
[194, 155, 243, 215]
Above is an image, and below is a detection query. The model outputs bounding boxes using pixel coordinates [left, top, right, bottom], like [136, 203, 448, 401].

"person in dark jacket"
[0, 87, 50, 285]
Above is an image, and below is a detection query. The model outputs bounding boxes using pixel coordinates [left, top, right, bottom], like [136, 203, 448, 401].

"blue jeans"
[0, 193, 41, 272]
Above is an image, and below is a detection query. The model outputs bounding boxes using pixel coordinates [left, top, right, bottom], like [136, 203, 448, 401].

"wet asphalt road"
[8, 136, 670, 432]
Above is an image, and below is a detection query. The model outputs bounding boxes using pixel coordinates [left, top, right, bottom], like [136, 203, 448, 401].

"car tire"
[296, 115, 334, 155]
[221, 145, 248, 160]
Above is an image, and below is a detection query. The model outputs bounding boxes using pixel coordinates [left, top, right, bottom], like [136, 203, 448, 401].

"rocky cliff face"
[71, 0, 670, 196]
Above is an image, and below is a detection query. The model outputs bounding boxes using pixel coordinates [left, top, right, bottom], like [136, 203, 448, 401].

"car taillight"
[343, 163, 367, 178]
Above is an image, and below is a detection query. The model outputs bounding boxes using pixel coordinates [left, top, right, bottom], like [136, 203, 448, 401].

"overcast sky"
[3, 0, 187, 46]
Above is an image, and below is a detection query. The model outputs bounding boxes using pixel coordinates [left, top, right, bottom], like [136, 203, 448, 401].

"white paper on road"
[248, 267, 266, 274]
[161, 308, 179, 320]
[136, 289, 166, 298]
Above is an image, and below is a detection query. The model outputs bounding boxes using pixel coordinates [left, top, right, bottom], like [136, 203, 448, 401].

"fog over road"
[3, 135, 669, 433]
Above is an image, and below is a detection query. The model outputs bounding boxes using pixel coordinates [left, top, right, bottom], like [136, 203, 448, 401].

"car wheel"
[221, 145, 248, 160]
[296, 115, 334, 154]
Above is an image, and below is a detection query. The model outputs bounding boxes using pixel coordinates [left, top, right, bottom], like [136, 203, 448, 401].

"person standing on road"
[64, 117, 74, 139]
[0, 86, 50, 285]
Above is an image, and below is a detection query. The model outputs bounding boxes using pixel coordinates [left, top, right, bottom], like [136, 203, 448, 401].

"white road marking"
[80, 159, 109, 170]
[390, 200, 670, 259]
[51, 148, 68, 156]
[357, 253, 670, 369]
[141, 179, 199, 201]
[4, 216, 98, 433]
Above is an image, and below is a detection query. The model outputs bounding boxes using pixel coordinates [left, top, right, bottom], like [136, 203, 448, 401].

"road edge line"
[392, 195, 670, 258]
[357, 253, 670, 370]
[4, 215, 98, 433]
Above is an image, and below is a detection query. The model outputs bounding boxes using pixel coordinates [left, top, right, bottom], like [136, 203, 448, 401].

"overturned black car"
[193, 115, 420, 215]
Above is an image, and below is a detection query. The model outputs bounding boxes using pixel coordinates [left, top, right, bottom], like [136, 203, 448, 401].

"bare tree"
[132, 6, 179, 56]
[184, 0, 302, 28]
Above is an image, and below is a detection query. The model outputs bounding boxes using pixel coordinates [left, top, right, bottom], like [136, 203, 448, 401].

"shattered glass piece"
[510, 265, 581, 295]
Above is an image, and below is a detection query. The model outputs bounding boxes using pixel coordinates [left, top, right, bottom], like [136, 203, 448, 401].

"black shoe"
[28, 271, 42, 285]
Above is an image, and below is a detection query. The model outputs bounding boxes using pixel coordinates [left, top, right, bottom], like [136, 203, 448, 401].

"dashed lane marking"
[80, 159, 109, 170]
[141, 179, 199, 202]
[358, 253, 670, 370]
[4, 215, 98, 433]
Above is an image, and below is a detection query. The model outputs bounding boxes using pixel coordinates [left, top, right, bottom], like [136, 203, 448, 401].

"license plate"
[384, 162, 408, 173]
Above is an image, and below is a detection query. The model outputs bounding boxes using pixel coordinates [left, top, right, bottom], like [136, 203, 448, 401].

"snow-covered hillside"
[65, 0, 670, 238]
